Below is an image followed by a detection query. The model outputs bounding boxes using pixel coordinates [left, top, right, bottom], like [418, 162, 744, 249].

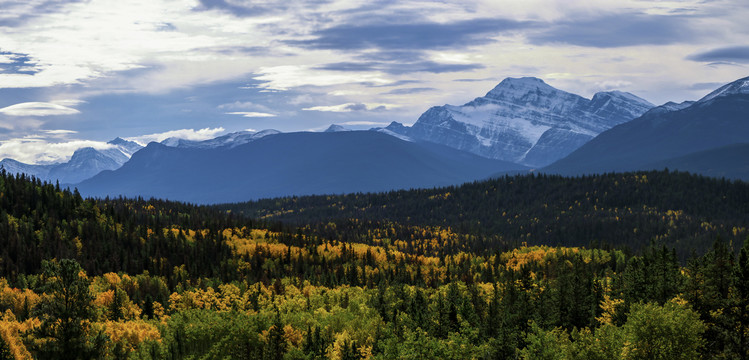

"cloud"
[0, 102, 80, 116]
[125, 127, 226, 145]
[688, 82, 725, 90]
[217, 101, 273, 111]
[0, 51, 40, 75]
[528, 13, 697, 48]
[316, 61, 484, 75]
[253, 65, 392, 91]
[338, 121, 389, 126]
[302, 103, 393, 112]
[686, 46, 749, 63]
[595, 80, 633, 91]
[0, 0, 86, 27]
[383, 87, 436, 95]
[0, 137, 115, 164]
[218, 101, 277, 117]
[225, 111, 277, 117]
[43, 129, 78, 135]
[193, 0, 271, 17]
[193, 0, 329, 18]
[288, 18, 531, 51]
[50, 99, 86, 107]
[453, 77, 497, 82]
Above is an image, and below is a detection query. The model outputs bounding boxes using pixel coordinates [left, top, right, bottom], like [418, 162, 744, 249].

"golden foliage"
[103, 320, 161, 351]
[597, 295, 624, 325]
[283, 324, 303, 347]
[0, 318, 40, 360]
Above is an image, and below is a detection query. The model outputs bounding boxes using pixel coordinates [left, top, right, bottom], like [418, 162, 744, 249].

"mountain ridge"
[542, 76, 749, 178]
[78, 131, 527, 204]
[0, 137, 143, 184]
[385, 77, 654, 167]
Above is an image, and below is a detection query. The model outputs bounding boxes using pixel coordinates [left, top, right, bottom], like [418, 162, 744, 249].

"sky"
[0, 0, 748, 164]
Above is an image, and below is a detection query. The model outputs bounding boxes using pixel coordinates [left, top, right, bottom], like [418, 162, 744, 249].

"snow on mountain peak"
[107, 137, 143, 156]
[160, 129, 282, 149]
[485, 77, 557, 100]
[592, 90, 653, 107]
[401, 77, 655, 167]
[698, 76, 749, 103]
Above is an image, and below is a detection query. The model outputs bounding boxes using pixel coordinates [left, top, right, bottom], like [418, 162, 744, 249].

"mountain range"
[544, 76, 749, 176]
[0, 137, 142, 184]
[77, 131, 526, 204]
[383, 77, 654, 167]
[2, 75, 747, 203]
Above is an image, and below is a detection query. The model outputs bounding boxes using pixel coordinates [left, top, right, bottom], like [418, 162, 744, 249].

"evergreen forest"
[0, 170, 748, 359]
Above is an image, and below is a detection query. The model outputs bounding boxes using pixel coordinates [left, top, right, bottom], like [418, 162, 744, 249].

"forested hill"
[0, 170, 262, 279]
[2, 168, 749, 358]
[221, 170, 749, 257]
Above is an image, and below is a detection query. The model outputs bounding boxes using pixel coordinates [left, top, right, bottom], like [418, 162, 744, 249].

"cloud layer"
[0, 102, 80, 116]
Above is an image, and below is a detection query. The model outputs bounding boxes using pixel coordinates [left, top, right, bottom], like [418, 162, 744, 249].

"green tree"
[109, 286, 125, 321]
[519, 322, 571, 360]
[732, 237, 749, 359]
[264, 311, 286, 360]
[29, 259, 105, 360]
[621, 301, 706, 360]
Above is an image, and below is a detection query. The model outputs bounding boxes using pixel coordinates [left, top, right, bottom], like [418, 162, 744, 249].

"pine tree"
[30, 259, 100, 360]
[264, 311, 286, 360]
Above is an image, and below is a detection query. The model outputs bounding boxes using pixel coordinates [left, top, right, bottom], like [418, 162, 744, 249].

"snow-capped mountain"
[0, 159, 53, 180]
[387, 77, 654, 167]
[0, 138, 143, 184]
[109, 137, 143, 156]
[161, 129, 281, 149]
[698, 76, 749, 103]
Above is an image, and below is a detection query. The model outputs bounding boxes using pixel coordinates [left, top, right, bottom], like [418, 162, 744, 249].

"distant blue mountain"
[543, 76, 749, 178]
[77, 131, 527, 204]
[643, 143, 749, 181]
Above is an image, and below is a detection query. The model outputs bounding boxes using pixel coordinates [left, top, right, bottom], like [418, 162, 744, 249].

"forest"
[0, 170, 748, 359]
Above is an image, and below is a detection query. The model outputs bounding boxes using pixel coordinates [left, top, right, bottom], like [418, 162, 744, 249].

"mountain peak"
[72, 147, 98, 156]
[500, 76, 548, 86]
[324, 124, 352, 133]
[592, 90, 653, 106]
[485, 77, 556, 99]
[698, 76, 749, 103]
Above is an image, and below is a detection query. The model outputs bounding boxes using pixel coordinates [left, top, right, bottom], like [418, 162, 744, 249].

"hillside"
[0, 170, 747, 358]
[220, 170, 749, 257]
[544, 92, 749, 176]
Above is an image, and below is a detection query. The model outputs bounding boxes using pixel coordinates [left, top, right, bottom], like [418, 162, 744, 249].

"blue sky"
[0, 0, 748, 163]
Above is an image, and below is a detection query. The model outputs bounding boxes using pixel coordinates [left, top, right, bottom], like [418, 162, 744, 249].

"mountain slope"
[0, 138, 143, 184]
[77, 131, 527, 204]
[388, 77, 653, 167]
[543, 76, 749, 176]
[0, 159, 54, 180]
[643, 143, 749, 180]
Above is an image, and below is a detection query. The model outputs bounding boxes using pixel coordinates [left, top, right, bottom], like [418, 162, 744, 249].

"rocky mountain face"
[386, 77, 653, 167]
